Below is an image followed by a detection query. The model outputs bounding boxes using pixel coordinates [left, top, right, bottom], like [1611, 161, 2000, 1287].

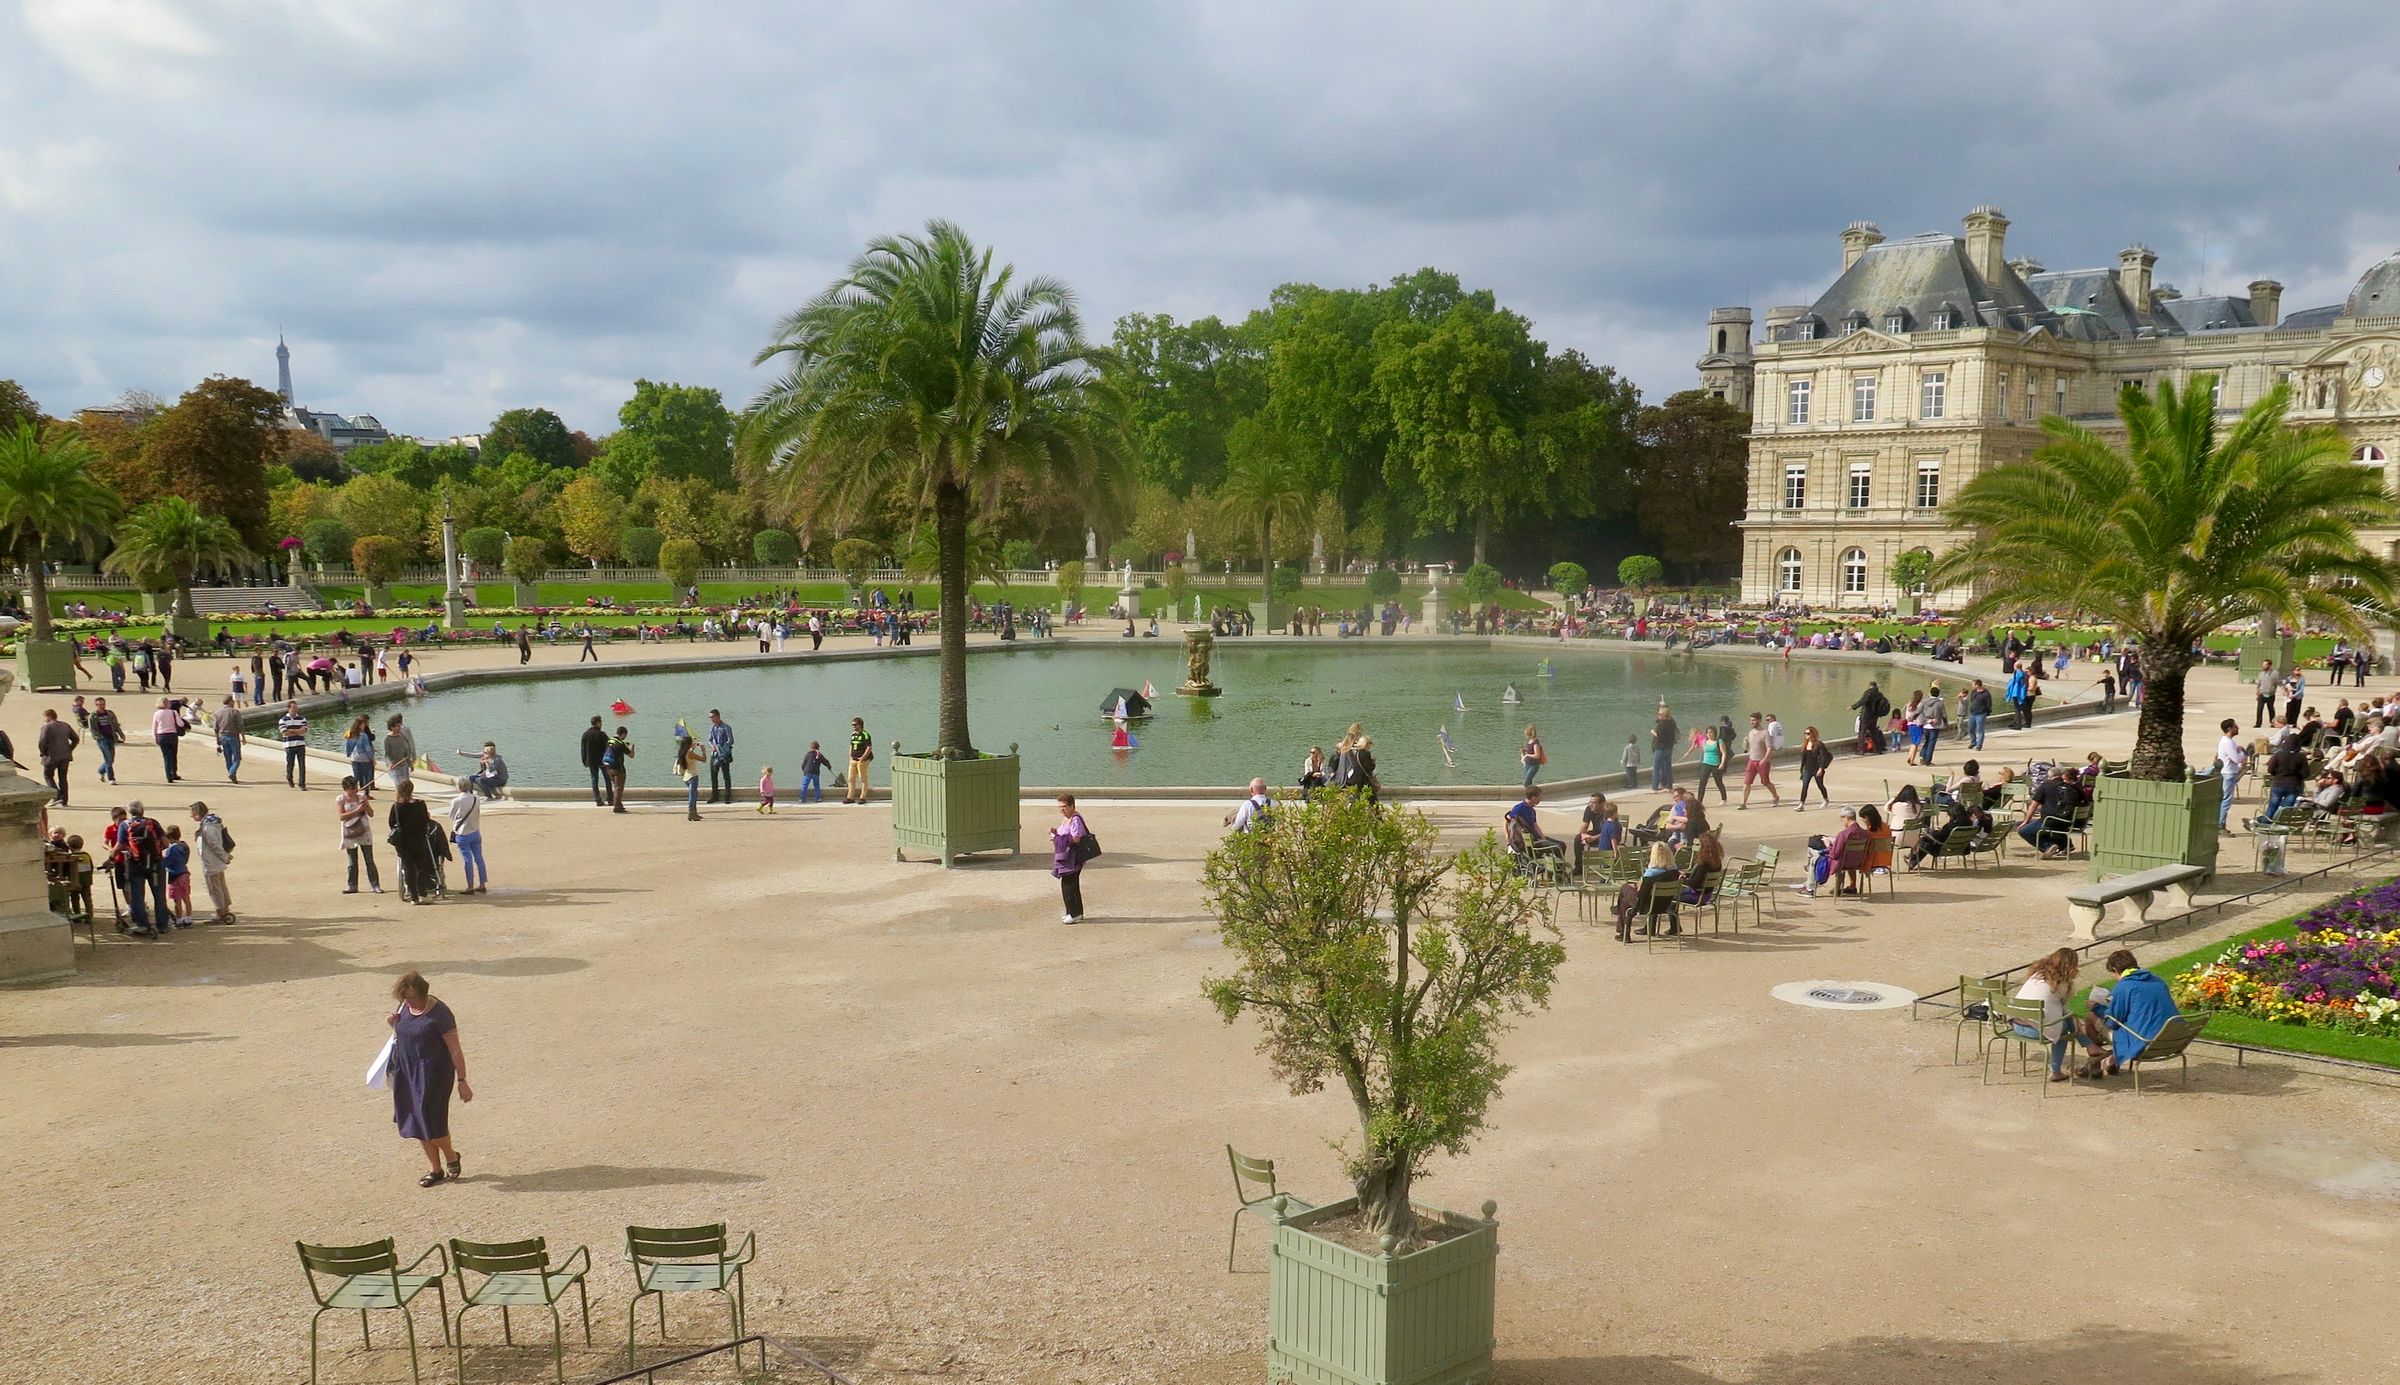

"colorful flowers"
[2173, 882, 2400, 1035]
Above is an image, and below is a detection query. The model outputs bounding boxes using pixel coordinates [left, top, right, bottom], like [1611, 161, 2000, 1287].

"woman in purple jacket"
[1050, 793, 1090, 925]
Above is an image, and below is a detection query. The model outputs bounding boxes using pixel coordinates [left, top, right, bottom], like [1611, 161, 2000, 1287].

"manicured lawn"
[2083, 917, 2400, 1069]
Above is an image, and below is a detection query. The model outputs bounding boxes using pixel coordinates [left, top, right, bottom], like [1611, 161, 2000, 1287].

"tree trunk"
[26, 555, 51, 643]
[174, 578, 196, 621]
[1472, 507, 1489, 569]
[934, 479, 974, 757]
[2129, 638, 2192, 781]
[1354, 1157, 1418, 1246]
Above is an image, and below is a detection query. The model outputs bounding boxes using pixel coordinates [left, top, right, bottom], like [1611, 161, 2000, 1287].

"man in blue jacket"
[2092, 949, 2181, 1074]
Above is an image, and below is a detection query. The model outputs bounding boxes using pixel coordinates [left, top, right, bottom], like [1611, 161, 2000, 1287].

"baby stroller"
[399, 820, 452, 903]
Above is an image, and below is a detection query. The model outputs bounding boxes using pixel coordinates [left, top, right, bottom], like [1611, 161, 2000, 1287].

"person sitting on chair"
[2088, 948, 2180, 1077]
[1571, 792, 1610, 874]
[1906, 798, 1992, 869]
[1677, 830, 1725, 905]
[1614, 841, 1682, 936]
[1506, 785, 1565, 867]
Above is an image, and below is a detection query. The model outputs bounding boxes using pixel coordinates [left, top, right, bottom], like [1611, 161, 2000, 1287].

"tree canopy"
[616, 379, 734, 486]
[484, 407, 576, 471]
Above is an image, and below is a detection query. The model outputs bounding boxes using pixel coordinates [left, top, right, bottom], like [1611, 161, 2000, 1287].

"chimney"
[2248, 279, 2283, 328]
[1962, 205, 2009, 284]
[2007, 256, 2044, 279]
[2118, 244, 2157, 313]
[1840, 220, 1885, 272]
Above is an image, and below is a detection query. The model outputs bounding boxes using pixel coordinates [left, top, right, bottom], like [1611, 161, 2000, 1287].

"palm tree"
[104, 496, 254, 621]
[1931, 377, 2396, 780]
[0, 423, 121, 643]
[1218, 424, 1314, 585]
[742, 221, 1127, 756]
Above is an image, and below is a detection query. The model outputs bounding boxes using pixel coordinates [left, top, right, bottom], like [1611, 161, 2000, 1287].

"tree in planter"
[828, 537, 879, 597]
[503, 535, 549, 591]
[1932, 377, 2396, 779]
[743, 220, 1129, 756]
[1268, 564, 1304, 601]
[459, 525, 506, 573]
[1363, 566, 1402, 604]
[105, 497, 252, 618]
[1545, 560, 1587, 596]
[753, 528, 799, 567]
[1162, 563, 1192, 615]
[0, 424, 121, 642]
[619, 524, 665, 568]
[348, 535, 409, 596]
[1055, 558, 1086, 608]
[658, 537, 704, 592]
[1458, 561, 1502, 605]
[1616, 553, 1664, 594]
[1202, 791, 1565, 1245]
[1887, 548, 1932, 599]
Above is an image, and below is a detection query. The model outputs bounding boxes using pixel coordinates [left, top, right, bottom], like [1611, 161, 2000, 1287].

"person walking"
[342, 714, 377, 798]
[705, 709, 735, 804]
[1050, 792, 1091, 924]
[1520, 724, 1546, 789]
[211, 695, 244, 782]
[250, 651, 269, 706]
[1916, 687, 1949, 765]
[447, 776, 488, 893]
[799, 741, 829, 804]
[1695, 724, 1727, 803]
[844, 717, 873, 805]
[578, 623, 598, 662]
[1651, 703, 1678, 791]
[579, 715, 609, 807]
[1795, 726, 1833, 808]
[388, 781, 439, 902]
[277, 699, 309, 789]
[90, 696, 123, 785]
[2253, 659, 2278, 728]
[339, 775, 383, 893]
[36, 708, 78, 806]
[151, 697, 185, 783]
[382, 713, 416, 794]
[674, 733, 703, 822]
[1966, 678, 1992, 751]
[383, 970, 472, 1187]
[1738, 712, 1780, 809]
[604, 724, 633, 812]
[515, 626, 533, 665]
[190, 801, 234, 923]
[756, 765, 776, 814]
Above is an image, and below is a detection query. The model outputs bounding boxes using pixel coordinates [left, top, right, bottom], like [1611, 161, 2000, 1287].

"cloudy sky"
[6, 1, 2399, 440]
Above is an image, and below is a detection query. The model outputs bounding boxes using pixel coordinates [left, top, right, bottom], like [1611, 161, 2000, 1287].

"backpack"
[122, 816, 162, 862]
[214, 820, 235, 854]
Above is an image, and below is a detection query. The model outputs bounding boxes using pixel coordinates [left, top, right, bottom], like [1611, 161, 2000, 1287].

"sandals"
[446, 1153, 463, 1178]
[418, 1170, 445, 1188]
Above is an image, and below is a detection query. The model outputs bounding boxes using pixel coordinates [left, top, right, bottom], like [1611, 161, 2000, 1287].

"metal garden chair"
[1226, 1145, 1316, 1270]
[296, 1238, 449, 1385]
[623, 1223, 757, 1367]
[449, 1236, 591, 1383]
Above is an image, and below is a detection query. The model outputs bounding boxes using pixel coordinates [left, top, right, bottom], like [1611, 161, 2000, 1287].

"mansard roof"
[1777, 233, 2053, 343]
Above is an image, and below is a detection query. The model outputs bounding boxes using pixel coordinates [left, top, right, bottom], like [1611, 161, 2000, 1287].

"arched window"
[1840, 548, 1868, 595]
[2356, 444, 2388, 465]
[1716, 328, 1728, 353]
[1777, 548, 1803, 593]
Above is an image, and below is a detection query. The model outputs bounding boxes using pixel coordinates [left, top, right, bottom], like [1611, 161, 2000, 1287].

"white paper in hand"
[365, 1035, 395, 1090]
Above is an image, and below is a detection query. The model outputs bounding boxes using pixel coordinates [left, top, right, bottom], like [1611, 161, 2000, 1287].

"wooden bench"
[2064, 864, 2207, 943]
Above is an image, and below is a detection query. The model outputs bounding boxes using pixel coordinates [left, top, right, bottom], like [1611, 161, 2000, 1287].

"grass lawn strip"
[2084, 917, 2400, 1069]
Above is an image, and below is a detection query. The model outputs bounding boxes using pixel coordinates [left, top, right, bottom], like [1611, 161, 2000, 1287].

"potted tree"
[1616, 553, 1663, 616]
[741, 221, 1127, 867]
[1544, 560, 1587, 608]
[348, 535, 408, 610]
[1055, 558, 1085, 621]
[459, 526, 506, 588]
[752, 527, 799, 571]
[106, 497, 250, 646]
[658, 537, 704, 597]
[0, 423, 120, 689]
[1888, 548, 1932, 618]
[1932, 377, 2395, 879]
[503, 535, 548, 609]
[829, 537, 878, 607]
[1203, 791, 1565, 1385]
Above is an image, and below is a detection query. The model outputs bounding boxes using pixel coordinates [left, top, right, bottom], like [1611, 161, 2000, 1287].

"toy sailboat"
[1453, 691, 1468, 712]
[1436, 726, 1457, 769]
[1501, 683, 1521, 704]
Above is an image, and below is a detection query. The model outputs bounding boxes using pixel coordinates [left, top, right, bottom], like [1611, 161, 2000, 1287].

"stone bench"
[2065, 864, 2208, 943]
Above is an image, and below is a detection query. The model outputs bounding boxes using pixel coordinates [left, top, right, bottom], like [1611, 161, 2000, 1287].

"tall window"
[2056, 377, 2068, 414]
[1920, 370, 1947, 420]
[2027, 371, 2039, 417]
[1915, 457, 1941, 509]
[1787, 378, 1812, 425]
[2210, 379, 2223, 409]
[1847, 460, 1872, 509]
[1852, 375, 1877, 422]
[1997, 369, 2010, 420]
[1777, 548, 1803, 593]
[1783, 462, 1807, 510]
[2357, 445, 2389, 465]
[1840, 548, 1868, 595]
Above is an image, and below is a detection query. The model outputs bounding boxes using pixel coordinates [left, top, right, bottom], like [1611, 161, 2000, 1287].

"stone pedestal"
[443, 594, 472, 630]
[1420, 572, 1446, 635]
[0, 707, 73, 983]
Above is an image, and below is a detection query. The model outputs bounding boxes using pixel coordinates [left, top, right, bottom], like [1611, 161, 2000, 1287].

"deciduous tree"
[553, 473, 627, 564]
[1632, 390, 1747, 578]
[617, 379, 735, 485]
[138, 376, 284, 545]
[484, 407, 576, 471]
[333, 474, 425, 556]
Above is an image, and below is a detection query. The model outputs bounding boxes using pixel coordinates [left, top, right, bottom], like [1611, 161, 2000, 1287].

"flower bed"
[2173, 881, 2400, 1035]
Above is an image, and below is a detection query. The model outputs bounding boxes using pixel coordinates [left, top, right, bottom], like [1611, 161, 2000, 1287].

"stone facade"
[1706, 208, 2400, 608]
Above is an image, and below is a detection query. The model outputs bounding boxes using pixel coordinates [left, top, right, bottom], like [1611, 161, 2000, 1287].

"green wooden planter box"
[2234, 634, 2296, 681]
[13, 637, 79, 692]
[166, 615, 212, 646]
[1898, 594, 1922, 617]
[1268, 1197, 1498, 1385]
[2090, 771, 2220, 882]
[364, 584, 395, 609]
[890, 749, 1021, 868]
[513, 581, 542, 609]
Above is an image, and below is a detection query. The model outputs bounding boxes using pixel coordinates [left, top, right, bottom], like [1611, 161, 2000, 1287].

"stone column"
[0, 674, 73, 983]
[1421, 567, 1446, 635]
[439, 496, 471, 631]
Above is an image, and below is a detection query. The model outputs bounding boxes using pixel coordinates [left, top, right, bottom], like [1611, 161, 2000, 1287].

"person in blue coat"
[2092, 949, 2181, 1073]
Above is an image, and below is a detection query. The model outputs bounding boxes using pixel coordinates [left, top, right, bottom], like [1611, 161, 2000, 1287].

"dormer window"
[1932, 308, 1960, 331]
[1883, 311, 1910, 334]
[1793, 318, 1817, 341]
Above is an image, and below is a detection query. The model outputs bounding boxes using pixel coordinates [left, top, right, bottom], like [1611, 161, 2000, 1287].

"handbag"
[1071, 819, 1102, 863]
[365, 1034, 395, 1090]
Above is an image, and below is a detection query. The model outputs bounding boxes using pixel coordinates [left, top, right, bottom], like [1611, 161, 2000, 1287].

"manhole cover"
[1771, 980, 1918, 1011]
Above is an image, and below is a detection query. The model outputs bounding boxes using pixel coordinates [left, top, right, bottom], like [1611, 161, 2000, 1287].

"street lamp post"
[439, 490, 470, 630]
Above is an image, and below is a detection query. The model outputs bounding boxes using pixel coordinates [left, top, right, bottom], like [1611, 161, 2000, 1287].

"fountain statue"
[1177, 627, 1222, 697]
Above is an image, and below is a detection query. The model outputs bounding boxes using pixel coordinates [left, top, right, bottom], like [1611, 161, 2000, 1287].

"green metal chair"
[2105, 1011, 2212, 1093]
[296, 1238, 449, 1385]
[448, 1236, 591, 1383]
[1749, 845, 1784, 917]
[1710, 861, 1761, 930]
[1951, 975, 2013, 1064]
[1226, 1145, 1316, 1270]
[623, 1223, 756, 1367]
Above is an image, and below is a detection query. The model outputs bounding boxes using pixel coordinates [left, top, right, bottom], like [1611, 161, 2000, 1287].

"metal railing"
[584, 1334, 855, 1384]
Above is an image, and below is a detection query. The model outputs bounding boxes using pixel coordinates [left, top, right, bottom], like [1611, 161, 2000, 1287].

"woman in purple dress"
[387, 970, 472, 1187]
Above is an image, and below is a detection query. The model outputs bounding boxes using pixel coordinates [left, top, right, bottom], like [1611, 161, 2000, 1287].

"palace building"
[1702, 207, 2400, 607]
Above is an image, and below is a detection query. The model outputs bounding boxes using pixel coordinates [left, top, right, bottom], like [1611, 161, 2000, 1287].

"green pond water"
[313, 644, 1901, 789]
